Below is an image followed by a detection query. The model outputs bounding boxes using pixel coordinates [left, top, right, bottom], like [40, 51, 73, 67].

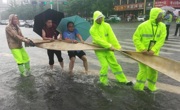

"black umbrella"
[33, 9, 64, 37]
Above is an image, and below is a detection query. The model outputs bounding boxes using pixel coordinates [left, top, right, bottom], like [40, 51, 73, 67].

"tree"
[1, 4, 49, 20]
[91, 0, 115, 17]
[1, 0, 115, 20]
[64, 0, 115, 17]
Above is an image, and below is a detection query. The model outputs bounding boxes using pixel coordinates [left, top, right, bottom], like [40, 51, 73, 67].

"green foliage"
[64, 0, 115, 17]
[1, 0, 115, 20]
[91, 0, 115, 17]
[63, 1, 68, 5]
[1, 4, 49, 20]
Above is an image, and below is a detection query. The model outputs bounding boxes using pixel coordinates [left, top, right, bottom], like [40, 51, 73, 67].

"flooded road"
[0, 66, 179, 110]
[0, 23, 180, 110]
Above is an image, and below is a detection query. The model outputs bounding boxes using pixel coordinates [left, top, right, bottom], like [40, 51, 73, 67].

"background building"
[154, 0, 180, 9]
[114, 0, 180, 20]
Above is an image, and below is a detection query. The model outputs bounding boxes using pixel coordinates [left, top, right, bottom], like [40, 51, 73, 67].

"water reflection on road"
[0, 66, 179, 110]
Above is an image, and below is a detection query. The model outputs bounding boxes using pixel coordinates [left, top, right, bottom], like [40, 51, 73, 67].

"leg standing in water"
[67, 51, 88, 76]
[78, 51, 88, 74]
[63, 22, 88, 76]
[42, 19, 64, 71]
[54, 50, 64, 70]
[47, 49, 55, 70]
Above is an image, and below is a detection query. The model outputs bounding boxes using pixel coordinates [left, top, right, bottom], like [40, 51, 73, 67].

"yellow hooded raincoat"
[90, 11, 128, 85]
[133, 8, 166, 91]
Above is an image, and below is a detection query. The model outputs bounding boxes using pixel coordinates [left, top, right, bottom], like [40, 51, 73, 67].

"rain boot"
[114, 72, 128, 83]
[25, 62, 30, 76]
[100, 74, 108, 86]
[133, 81, 145, 91]
[147, 80, 157, 92]
[18, 64, 26, 77]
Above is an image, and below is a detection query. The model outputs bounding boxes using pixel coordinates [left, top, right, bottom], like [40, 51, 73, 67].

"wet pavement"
[0, 22, 180, 110]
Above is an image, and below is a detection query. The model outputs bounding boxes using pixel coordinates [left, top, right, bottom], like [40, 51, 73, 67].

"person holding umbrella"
[63, 21, 88, 75]
[90, 11, 132, 86]
[42, 19, 64, 71]
[5, 14, 31, 77]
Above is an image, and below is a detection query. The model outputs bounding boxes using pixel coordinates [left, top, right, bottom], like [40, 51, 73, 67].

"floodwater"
[0, 24, 180, 110]
[0, 66, 179, 110]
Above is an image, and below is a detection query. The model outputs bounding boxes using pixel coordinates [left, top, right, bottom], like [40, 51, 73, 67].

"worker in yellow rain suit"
[90, 11, 132, 86]
[133, 8, 166, 92]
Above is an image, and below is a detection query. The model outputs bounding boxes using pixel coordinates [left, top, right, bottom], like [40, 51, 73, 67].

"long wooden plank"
[31, 39, 105, 51]
[120, 51, 180, 82]
[30, 39, 180, 82]
[31, 39, 51, 44]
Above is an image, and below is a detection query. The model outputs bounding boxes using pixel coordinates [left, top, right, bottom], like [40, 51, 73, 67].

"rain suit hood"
[90, 11, 121, 50]
[149, 8, 163, 25]
[93, 11, 105, 25]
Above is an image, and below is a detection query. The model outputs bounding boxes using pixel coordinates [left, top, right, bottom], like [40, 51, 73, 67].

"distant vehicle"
[106, 15, 121, 22]
[19, 20, 26, 26]
[25, 20, 34, 28]
[127, 16, 131, 22]
[137, 15, 146, 22]
[0, 20, 8, 25]
[145, 15, 149, 20]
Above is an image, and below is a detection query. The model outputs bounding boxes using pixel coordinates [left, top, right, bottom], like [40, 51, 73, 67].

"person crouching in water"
[42, 19, 64, 71]
[5, 14, 31, 77]
[90, 11, 132, 86]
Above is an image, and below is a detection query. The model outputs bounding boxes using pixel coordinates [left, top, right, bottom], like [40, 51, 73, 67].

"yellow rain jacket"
[133, 8, 166, 92]
[90, 12, 121, 55]
[133, 8, 166, 55]
[176, 16, 180, 24]
[90, 11, 128, 85]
